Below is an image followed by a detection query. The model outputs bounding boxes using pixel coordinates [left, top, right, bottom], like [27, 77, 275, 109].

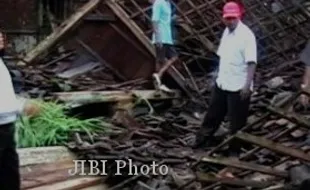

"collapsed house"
[3, 0, 310, 189]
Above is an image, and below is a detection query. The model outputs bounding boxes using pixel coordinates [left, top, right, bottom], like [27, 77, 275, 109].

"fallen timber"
[18, 146, 108, 190]
[53, 90, 181, 105]
[65, 89, 310, 190]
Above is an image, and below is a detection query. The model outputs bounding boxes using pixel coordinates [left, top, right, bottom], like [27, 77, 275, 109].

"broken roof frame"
[116, 0, 310, 65]
[13, 0, 310, 189]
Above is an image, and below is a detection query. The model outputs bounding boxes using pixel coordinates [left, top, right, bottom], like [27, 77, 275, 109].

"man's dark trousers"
[196, 84, 251, 153]
[0, 123, 20, 190]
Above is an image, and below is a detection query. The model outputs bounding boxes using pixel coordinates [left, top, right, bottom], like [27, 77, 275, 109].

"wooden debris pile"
[19, 146, 108, 190]
[7, 0, 310, 189]
[5, 0, 149, 99]
[8, 49, 148, 97]
[66, 82, 310, 189]
[107, 0, 310, 109]
[66, 101, 205, 190]
[6, 0, 310, 188]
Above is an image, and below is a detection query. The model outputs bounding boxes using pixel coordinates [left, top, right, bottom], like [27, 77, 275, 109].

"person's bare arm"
[241, 32, 257, 99]
[298, 41, 310, 106]
[0, 31, 4, 52]
[300, 65, 310, 106]
[245, 61, 256, 87]
[300, 41, 310, 89]
[302, 66, 310, 89]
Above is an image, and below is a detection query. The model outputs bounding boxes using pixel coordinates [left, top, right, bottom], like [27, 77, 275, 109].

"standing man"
[0, 31, 40, 190]
[193, 2, 257, 156]
[151, 0, 179, 92]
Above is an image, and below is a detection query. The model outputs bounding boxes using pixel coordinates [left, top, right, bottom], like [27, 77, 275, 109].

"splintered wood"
[64, 88, 310, 190]
[53, 90, 181, 105]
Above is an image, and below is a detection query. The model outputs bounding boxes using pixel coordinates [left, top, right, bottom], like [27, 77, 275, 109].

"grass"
[15, 100, 109, 148]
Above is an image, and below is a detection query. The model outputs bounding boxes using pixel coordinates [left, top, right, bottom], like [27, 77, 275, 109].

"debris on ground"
[5, 0, 310, 189]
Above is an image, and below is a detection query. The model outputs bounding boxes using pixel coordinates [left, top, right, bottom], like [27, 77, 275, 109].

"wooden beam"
[2, 29, 38, 34]
[235, 132, 310, 162]
[28, 176, 103, 190]
[22, 168, 78, 189]
[17, 0, 101, 66]
[105, 0, 155, 57]
[201, 156, 288, 178]
[260, 184, 285, 190]
[17, 146, 77, 167]
[20, 160, 75, 177]
[53, 90, 181, 105]
[84, 13, 117, 21]
[20, 158, 109, 190]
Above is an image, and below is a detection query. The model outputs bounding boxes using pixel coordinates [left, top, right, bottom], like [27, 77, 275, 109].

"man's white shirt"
[0, 58, 25, 125]
[216, 21, 257, 92]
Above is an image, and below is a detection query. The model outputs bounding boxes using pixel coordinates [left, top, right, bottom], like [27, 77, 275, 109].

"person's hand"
[240, 83, 251, 100]
[23, 100, 42, 118]
[0, 32, 4, 50]
[300, 84, 310, 107]
[300, 94, 309, 107]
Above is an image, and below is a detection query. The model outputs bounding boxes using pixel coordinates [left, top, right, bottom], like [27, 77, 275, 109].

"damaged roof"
[3, 0, 310, 189]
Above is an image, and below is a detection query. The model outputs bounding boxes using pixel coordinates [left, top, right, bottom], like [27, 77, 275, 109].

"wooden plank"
[20, 160, 109, 190]
[261, 184, 285, 190]
[53, 90, 181, 105]
[20, 160, 75, 178]
[27, 177, 103, 190]
[235, 132, 310, 162]
[84, 13, 116, 21]
[21, 168, 78, 189]
[17, 146, 77, 167]
[16, 0, 100, 66]
[201, 156, 288, 178]
[57, 61, 100, 79]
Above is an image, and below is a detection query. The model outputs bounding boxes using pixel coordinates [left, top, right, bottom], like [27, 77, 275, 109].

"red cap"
[223, 1, 241, 18]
